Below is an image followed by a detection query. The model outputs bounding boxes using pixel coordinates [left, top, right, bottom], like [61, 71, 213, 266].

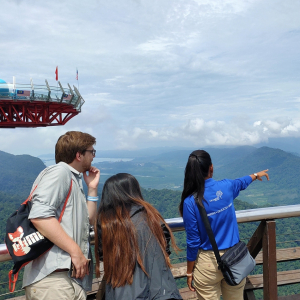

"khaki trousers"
[25, 271, 87, 300]
[193, 250, 246, 300]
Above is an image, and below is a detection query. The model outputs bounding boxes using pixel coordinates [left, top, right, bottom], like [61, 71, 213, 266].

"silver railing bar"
[2, 204, 300, 262]
[166, 204, 300, 232]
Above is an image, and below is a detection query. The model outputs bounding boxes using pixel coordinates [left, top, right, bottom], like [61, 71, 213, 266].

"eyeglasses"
[84, 149, 96, 156]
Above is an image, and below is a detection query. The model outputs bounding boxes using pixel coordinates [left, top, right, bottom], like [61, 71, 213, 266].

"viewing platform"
[1, 204, 300, 299]
[0, 78, 84, 128]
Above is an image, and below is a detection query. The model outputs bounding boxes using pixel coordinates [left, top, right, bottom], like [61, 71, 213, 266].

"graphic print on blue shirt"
[209, 190, 223, 202]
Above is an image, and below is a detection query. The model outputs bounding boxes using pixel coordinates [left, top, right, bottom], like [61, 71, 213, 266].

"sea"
[41, 157, 133, 167]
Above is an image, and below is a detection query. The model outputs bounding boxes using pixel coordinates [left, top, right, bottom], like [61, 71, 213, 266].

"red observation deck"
[0, 78, 84, 128]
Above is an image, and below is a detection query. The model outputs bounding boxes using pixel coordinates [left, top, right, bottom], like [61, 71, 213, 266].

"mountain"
[93, 146, 300, 206]
[93, 146, 258, 190]
[214, 147, 300, 206]
[1, 145, 300, 207]
[256, 137, 300, 156]
[0, 151, 46, 197]
[132, 146, 256, 166]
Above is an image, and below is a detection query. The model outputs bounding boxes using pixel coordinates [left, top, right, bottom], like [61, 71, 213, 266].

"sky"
[1, 0, 300, 156]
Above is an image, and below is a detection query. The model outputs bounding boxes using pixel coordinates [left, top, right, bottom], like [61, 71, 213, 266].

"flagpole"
[76, 68, 79, 90]
[55, 66, 58, 96]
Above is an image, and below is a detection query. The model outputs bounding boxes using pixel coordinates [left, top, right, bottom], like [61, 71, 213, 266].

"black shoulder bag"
[194, 195, 256, 286]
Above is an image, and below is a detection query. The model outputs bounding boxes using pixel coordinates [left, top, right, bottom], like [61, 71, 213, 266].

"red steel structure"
[0, 79, 84, 128]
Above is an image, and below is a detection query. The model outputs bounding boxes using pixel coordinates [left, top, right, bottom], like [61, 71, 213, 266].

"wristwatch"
[254, 173, 258, 179]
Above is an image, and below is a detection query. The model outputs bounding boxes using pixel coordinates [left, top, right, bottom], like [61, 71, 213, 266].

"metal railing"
[2, 204, 300, 299]
[0, 80, 84, 112]
[2, 204, 300, 262]
[165, 204, 300, 231]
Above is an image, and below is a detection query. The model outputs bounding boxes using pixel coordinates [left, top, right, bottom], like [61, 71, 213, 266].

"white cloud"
[1, 0, 300, 155]
[111, 117, 300, 150]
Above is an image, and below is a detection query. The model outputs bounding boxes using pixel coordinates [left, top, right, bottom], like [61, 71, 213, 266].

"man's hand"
[71, 250, 90, 279]
[83, 166, 100, 192]
[31, 217, 89, 279]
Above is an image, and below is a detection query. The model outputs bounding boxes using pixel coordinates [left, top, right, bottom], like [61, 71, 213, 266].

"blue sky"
[1, 0, 300, 156]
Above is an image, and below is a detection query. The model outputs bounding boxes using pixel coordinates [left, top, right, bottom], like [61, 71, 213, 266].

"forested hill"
[214, 147, 300, 206]
[95, 146, 300, 206]
[0, 151, 46, 243]
[133, 145, 257, 167]
[0, 150, 45, 197]
[1, 145, 300, 209]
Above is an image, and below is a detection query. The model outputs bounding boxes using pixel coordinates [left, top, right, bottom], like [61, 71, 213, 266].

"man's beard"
[82, 160, 91, 172]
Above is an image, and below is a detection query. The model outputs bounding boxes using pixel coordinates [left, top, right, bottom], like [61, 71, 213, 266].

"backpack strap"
[58, 181, 72, 222]
[8, 271, 18, 293]
[22, 185, 38, 205]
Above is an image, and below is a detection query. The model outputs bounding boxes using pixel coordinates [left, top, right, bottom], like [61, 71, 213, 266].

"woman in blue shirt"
[179, 150, 269, 300]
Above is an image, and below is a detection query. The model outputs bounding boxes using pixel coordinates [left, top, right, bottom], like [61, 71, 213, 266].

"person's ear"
[210, 164, 214, 177]
[75, 152, 82, 162]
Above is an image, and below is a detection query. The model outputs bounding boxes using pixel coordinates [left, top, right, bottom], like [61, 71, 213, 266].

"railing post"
[244, 290, 256, 300]
[247, 220, 265, 258]
[263, 220, 277, 300]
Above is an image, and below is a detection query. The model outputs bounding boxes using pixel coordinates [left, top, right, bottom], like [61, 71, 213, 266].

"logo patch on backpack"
[8, 226, 44, 257]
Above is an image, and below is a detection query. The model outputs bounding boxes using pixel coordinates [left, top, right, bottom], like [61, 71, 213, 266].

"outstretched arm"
[250, 169, 269, 182]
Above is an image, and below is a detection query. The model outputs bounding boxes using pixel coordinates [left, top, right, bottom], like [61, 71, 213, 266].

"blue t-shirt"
[183, 175, 252, 261]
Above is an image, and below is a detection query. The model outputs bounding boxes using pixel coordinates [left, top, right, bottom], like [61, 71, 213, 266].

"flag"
[76, 69, 78, 80]
[55, 66, 58, 81]
[17, 90, 30, 97]
[63, 93, 72, 101]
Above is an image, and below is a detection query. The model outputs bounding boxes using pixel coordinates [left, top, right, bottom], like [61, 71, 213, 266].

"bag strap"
[22, 185, 38, 205]
[58, 181, 72, 222]
[193, 194, 222, 265]
[8, 271, 18, 293]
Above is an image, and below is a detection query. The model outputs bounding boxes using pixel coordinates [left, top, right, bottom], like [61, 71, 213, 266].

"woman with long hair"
[179, 150, 269, 300]
[95, 173, 182, 300]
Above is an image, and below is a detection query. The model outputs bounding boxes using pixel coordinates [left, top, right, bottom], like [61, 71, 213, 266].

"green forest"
[1, 147, 300, 299]
[1, 189, 300, 299]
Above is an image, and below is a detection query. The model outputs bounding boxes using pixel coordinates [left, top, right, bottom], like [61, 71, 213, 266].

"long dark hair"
[179, 150, 212, 216]
[94, 173, 178, 288]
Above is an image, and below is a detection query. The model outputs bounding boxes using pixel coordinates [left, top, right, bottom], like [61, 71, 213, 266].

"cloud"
[112, 117, 300, 150]
[1, 0, 300, 155]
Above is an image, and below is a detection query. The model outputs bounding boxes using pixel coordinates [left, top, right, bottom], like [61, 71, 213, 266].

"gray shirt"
[101, 206, 182, 300]
[23, 162, 93, 291]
